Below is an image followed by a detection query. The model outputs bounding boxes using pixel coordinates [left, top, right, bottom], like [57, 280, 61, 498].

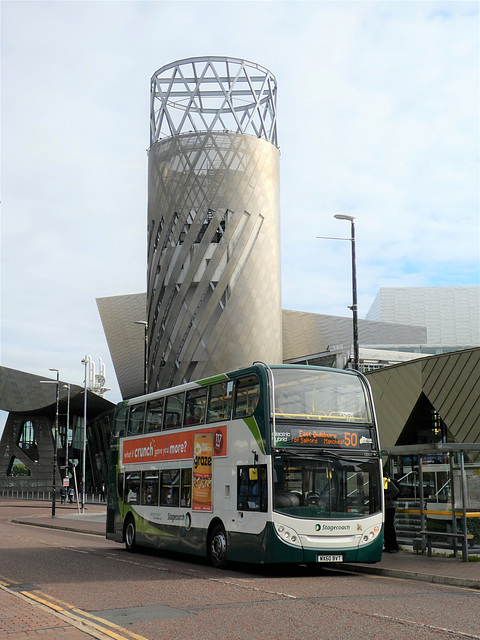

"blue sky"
[1, 1, 479, 428]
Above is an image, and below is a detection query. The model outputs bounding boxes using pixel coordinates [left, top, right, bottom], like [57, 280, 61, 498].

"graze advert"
[192, 432, 213, 511]
[121, 426, 226, 465]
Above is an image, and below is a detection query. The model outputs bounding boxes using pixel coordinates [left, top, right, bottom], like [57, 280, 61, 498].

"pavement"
[2, 499, 480, 639]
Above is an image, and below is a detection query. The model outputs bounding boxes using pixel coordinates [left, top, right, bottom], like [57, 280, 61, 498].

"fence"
[383, 443, 480, 561]
[0, 489, 106, 504]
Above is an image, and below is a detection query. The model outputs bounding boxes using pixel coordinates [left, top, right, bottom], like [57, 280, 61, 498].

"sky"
[1, 0, 479, 429]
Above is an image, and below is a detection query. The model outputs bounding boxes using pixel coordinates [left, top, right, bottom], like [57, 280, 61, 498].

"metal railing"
[0, 489, 106, 504]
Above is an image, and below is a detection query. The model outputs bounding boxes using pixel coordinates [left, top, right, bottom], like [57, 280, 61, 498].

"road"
[1, 501, 479, 640]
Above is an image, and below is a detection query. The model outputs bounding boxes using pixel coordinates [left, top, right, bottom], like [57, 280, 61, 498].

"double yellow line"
[0, 577, 149, 640]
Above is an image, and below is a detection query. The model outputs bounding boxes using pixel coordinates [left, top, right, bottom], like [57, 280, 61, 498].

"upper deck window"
[207, 380, 233, 423]
[272, 369, 372, 423]
[127, 404, 145, 436]
[146, 398, 164, 433]
[185, 387, 207, 426]
[164, 393, 185, 430]
[233, 375, 260, 419]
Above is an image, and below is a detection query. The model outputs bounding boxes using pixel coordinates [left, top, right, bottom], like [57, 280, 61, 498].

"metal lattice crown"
[150, 56, 277, 147]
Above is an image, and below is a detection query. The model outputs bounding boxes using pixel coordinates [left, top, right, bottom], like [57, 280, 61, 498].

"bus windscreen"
[272, 368, 372, 423]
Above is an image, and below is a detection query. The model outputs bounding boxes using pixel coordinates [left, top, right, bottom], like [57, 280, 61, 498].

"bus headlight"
[274, 523, 301, 546]
[360, 525, 381, 545]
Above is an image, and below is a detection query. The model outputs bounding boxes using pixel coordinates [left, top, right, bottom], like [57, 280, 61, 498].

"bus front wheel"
[209, 523, 227, 569]
[124, 516, 137, 552]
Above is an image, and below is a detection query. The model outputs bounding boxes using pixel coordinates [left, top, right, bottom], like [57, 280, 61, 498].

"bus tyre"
[209, 524, 228, 569]
[125, 516, 137, 553]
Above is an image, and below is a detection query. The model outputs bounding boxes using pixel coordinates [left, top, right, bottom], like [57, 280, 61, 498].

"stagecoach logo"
[316, 523, 351, 532]
[167, 513, 184, 522]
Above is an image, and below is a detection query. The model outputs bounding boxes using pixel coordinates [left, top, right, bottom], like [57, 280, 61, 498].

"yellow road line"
[0, 579, 149, 640]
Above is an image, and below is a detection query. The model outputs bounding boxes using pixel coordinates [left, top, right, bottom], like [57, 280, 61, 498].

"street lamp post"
[81, 356, 88, 513]
[334, 214, 359, 371]
[317, 215, 360, 371]
[134, 320, 148, 394]
[63, 383, 71, 478]
[48, 369, 60, 516]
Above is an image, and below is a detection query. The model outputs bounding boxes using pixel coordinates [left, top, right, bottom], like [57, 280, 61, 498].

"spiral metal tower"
[147, 57, 282, 391]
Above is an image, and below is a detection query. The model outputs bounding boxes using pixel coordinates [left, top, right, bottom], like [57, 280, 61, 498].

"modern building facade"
[97, 293, 147, 401]
[146, 57, 282, 392]
[282, 309, 428, 370]
[365, 347, 480, 449]
[366, 286, 480, 348]
[0, 366, 113, 494]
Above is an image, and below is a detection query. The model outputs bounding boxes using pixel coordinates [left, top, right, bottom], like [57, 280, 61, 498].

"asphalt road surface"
[1, 502, 479, 640]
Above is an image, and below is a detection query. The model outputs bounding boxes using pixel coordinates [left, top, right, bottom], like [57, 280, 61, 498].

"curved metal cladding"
[147, 57, 282, 391]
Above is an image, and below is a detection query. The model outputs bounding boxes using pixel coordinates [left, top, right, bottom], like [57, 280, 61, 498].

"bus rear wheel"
[209, 524, 227, 569]
[124, 516, 137, 552]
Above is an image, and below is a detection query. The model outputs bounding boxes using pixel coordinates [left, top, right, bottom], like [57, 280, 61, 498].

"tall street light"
[63, 383, 71, 480]
[81, 356, 88, 513]
[318, 215, 360, 371]
[134, 320, 148, 394]
[334, 214, 359, 371]
[40, 368, 60, 516]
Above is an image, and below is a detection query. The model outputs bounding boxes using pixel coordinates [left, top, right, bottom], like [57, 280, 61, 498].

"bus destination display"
[275, 426, 375, 449]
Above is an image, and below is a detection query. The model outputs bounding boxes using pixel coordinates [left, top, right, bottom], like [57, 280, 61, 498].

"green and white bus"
[106, 363, 384, 567]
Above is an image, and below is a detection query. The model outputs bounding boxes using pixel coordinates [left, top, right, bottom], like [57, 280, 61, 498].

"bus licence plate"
[317, 554, 343, 563]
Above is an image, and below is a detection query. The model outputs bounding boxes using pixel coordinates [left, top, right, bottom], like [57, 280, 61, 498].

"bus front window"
[272, 369, 372, 422]
[273, 455, 380, 519]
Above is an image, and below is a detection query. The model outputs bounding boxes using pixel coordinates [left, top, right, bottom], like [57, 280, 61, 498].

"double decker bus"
[106, 363, 384, 567]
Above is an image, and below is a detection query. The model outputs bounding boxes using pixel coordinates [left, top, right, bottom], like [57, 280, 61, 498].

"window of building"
[6, 457, 31, 477]
[17, 420, 38, 460]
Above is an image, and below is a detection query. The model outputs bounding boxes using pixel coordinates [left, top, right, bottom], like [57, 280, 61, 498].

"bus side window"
[125, 472, 140, 505]
[237, 465, 267, 512]
[233, 376, 260, 418]
[185, 388, 207, 426]
[164, 393, 185, 429]
[114, 405, 129, 437]
[146, 398, 164, 433]
[181, 468, 192, 507]
[207, 381, 233, 423]
[117, 472, 124, 501]
[141, 471, 159, 506]
[160, 469, 180, 506]
[127, 403, 145, 436]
